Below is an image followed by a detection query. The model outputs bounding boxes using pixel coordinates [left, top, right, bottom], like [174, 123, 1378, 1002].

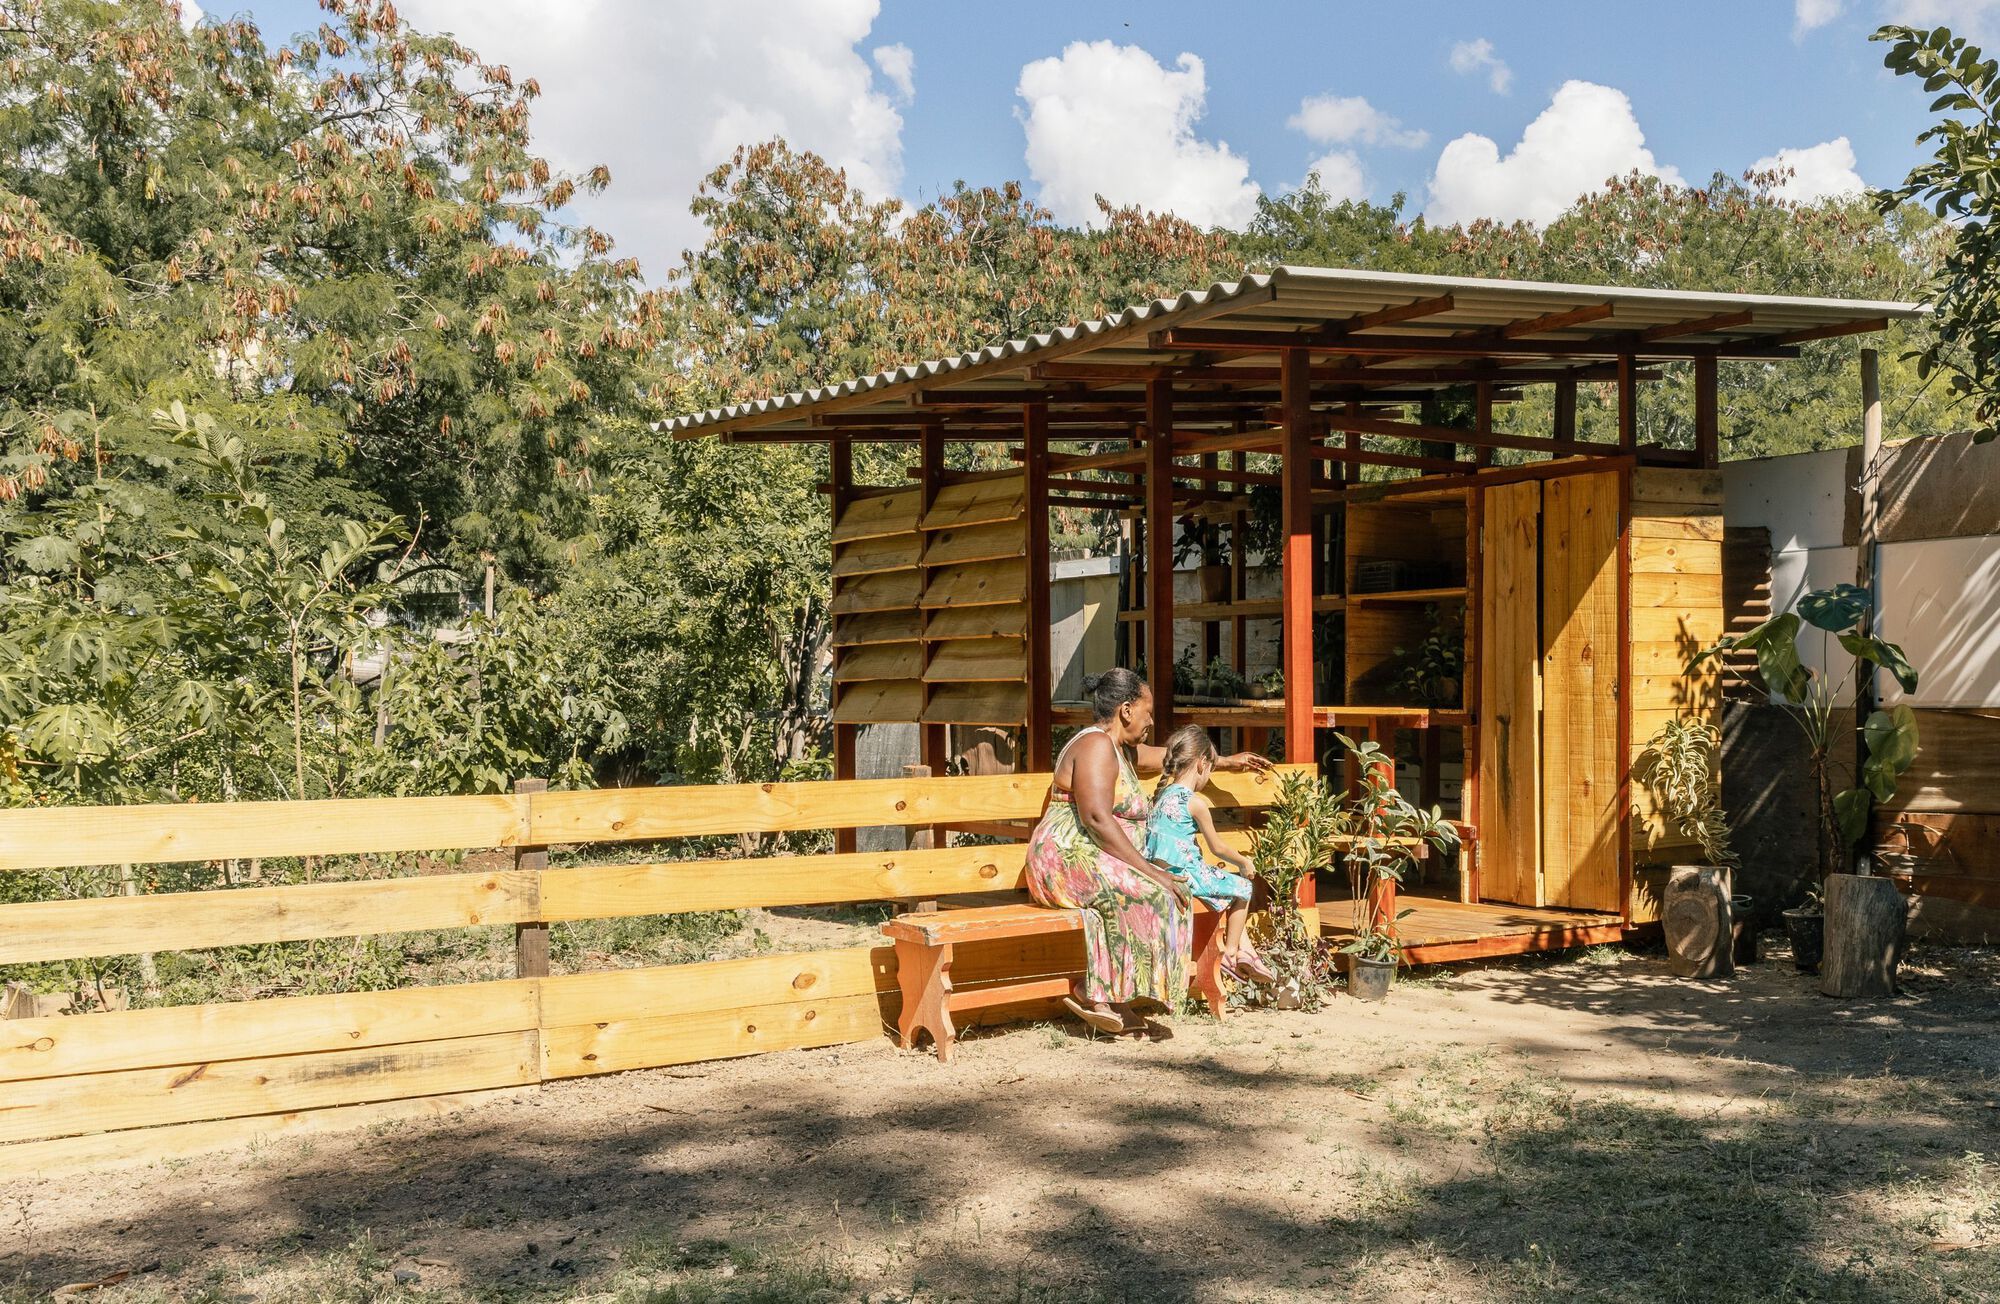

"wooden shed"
[670, 267, 1919, 961]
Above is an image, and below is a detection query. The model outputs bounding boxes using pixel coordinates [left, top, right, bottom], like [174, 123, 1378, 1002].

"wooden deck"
[1322, 895, 1628, 965]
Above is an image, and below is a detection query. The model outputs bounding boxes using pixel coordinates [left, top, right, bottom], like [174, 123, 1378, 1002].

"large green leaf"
[1833, 787, 1872, 848]
[1798, 584, 1870, 633]
[1860, 704, 1920, 800]
[1839, 632, 1921, 694]
[1749, 613, 1809, 701]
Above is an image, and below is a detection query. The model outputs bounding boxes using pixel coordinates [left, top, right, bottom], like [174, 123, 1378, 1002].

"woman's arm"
[1070, 736, 1192, 904]
[1132, 744, 1272, 775]
[1189, 793, 1256, 874]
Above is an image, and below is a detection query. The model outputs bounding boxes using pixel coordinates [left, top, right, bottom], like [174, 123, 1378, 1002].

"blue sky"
[225, 0, 1972, 281]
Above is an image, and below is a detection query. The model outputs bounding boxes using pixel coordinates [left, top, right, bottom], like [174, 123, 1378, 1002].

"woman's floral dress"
[1145, 782, 1254, 910]
[1025, 727, 1190, 1007]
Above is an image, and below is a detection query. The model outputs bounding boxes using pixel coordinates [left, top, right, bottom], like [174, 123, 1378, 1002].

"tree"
[1876, 22, 2000, 442]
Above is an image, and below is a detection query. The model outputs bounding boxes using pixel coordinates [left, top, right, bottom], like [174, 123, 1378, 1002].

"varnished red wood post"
[1023, 403, 1054, 771]
[830, 440, 859, 856]
[1280, 349, 1315, 765]
[1694, 354, 1719, 469]
[1229, 448, 1249, 676]
[1617, 354, 1638, 451]
[1146, 379, 1176, 733]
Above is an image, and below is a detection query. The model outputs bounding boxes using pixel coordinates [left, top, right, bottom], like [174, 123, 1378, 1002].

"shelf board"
[1051, 702, 1474, 728]
[1346, 585, 1468, 604]
[1117, 595, 1345, 622]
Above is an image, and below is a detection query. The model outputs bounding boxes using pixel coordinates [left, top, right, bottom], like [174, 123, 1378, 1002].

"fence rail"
[0, 766, 1306, 1174]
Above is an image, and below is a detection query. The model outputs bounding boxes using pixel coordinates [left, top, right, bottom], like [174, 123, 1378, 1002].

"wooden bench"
[882, 898, 1232, 1062]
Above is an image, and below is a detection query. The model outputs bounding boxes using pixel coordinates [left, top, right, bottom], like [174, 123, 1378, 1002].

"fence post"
[513, 777, 550, 978]
[901, 763, 938, 915]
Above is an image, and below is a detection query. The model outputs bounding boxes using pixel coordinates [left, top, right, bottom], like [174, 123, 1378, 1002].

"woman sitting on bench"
[1024, 668, 1270, 1035]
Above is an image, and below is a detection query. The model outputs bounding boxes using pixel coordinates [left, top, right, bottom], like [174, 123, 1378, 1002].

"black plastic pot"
[1731, 895, 1758, 966]
[1348, 956, 1395, 1002]
[1782, 906, 1823, 974]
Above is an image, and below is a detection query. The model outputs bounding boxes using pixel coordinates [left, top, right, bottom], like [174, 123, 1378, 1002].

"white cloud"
[1448, 38, 1512, 94]
[1889, 0, 2000, 44]
[1288, 94, 1427, 149]
[1305, 151, 1368, 203]
[872, 43, 915, 100]
[1750, 137, 1868, 201]
[1015, 41, 1260, 230]
[397, 0, 908, 281]
[1794, 0, 1844, 36]
[1425, 80, 1684, 228]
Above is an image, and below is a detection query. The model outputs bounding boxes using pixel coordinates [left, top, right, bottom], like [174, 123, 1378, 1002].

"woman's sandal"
[1062, 996, 1128, 1035]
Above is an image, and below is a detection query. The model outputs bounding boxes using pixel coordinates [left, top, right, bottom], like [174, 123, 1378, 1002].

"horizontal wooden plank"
[0, 794, 526, 873]
[919, 558, 1027, 609]
[923, 682, 1028, 725]
[1631, 571, 1723, 609]
[1874, 812, 2000, 879]
[924, 636, 1027, 683]
[0, 979, 538, 1084]
[1883, 708, 2000, 815]
[0, 1029, 539, 1144]
[920, 475, 1026, 531]
[0, 1087, 531, 1182]
[542, 845, 1030, 920]
[832, 609, 925, 647]
[830, 568, 922, 615]
[1631, 606, 1725, 646]
[1630, 515, 1722, 542]
[1632, 706, 1720, 745]
[0, 870, 538, 965]
[831, 532, 920, 577]
[830, 679, 925, 724]
[543, 994, 887, 1079]
[1630, 534, 1723, 575]
[1631, 639, 1712, 679]
[541, 947, 887, 1028]
[926, 602, 1028, 641]
[922, 519, 1028, 569]
[832, 488, 922, 544]
[833, 642, 924, 683]
[1631, 467, 1724, 507]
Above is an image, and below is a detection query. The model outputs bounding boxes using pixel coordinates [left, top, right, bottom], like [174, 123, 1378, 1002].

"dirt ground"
[5, 937, 1999, 1304]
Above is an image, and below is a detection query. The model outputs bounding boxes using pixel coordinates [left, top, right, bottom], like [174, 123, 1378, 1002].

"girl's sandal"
[1234, 951, 1278, 985]
[1062, 996, 1128, 1036]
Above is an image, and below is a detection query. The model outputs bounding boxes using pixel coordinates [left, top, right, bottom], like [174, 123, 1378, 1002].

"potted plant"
[1689, 583, 1920, 977]
[1245, 769, 1344, 1010]
[1326, 733, 1460, 1001]
[1243, 668, 1284, 701]
[1172, 515, 1231, 602]
[1634, 717, 1743, 976]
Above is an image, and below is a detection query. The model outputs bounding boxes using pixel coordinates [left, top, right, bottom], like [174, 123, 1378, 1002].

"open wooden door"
[1478, 480, 1542, 906]
[1541, 472, 1623, 912]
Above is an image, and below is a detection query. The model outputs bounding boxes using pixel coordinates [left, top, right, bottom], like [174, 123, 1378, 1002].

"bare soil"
[5, 938, 1999, 1304]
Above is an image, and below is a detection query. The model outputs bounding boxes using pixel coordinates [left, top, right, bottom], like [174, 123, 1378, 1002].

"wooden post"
[1474, 380, 1495, 469]
[1694, 354, 1720, 470]
[513, 776, 550, 979]
[830, 440, 860, 856]
[1230, 449, 1249, 675]
[1146, 379, 1177, 733]
[1617, 354, 1638, 451]
[1854, 347, 1883, 872]
[901, 763, 939, 916]
[1820, 872, 1906, 997]
[1554, 379, 1578, 444]
[1024, 403, 1054, 771]
[919, 423, 949, 822]
[1280, 349, 1315, 765]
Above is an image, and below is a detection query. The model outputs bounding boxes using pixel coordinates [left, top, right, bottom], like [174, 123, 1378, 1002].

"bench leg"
[1191, 910, 1227, 1021]
[894, 938, 958, 1063]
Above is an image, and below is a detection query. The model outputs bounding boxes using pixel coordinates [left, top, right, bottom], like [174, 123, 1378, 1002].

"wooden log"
[1663, 865, 1735, 979]
[1820, 872, 1908, 998]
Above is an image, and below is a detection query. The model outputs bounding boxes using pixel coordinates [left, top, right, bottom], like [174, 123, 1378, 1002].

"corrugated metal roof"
[664, 265, 1923, 439]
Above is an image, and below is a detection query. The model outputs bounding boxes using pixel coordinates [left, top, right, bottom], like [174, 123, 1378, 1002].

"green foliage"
[1389, 603, 1465, 707]
[1325, 733, 1460, 964]
[1875, 23, 2000, 442]
[1635, 717, 1738, 868]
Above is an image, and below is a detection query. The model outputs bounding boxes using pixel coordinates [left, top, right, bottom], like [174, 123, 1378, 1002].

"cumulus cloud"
[1425, 80, 1683, 228]
[1305, 151, 1368, 203]
[872, 43, 915, 99]
[1794, 0, 1844, 35]
[1449, 38, 1512, 94]
[1750, 137, 1868, 201]
[1889, 0, 2000, 44]
[1288, 94, 1428, 149]
[397, 0, 908, 281]
[1015, 41, 1260, 230]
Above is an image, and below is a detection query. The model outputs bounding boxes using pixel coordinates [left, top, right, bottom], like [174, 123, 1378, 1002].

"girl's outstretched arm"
[1189, 792, 1256, 875]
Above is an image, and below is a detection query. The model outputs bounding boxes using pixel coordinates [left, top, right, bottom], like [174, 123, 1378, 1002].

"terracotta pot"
[1347, 955, 1395, 1002]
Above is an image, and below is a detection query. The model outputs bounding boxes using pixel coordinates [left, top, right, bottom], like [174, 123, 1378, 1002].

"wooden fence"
[0, 766, 1305, 1175]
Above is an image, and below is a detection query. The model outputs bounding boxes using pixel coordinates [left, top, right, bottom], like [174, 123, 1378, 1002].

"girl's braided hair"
[1154, 723, 1218, 800]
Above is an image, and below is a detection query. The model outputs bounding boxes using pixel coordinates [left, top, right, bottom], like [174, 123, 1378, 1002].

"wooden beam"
[1765, 316, 1890, 346]
[1618, 354, 1638, 452]
[1024, 403, 1054, 771]
[1310, 444, 1473, 474]
[1155, 328, 1797, 360]
[1487, 303, 1615, 337]
[1554, 378, 1578, 442]
[1046, 476, 1141, 496]
[1146, 381, 1176, 732]
[1280, 351, 1315, 763]
[1318, 293, 1458, 336]
[1321, 410, 1614, 458]
[1694, 353, 1719, 469]
[1639, 309, 1753, 342]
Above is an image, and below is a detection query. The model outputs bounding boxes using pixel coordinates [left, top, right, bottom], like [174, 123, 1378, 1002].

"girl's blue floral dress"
[1144, 783, 1254, 910]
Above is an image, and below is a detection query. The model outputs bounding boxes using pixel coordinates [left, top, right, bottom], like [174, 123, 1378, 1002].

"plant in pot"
[1634, 717, 1745, 976]
[1245, 768, 1344, 1010]
[1390, 603, 1465, 708]
[1688, 583, 1920, 982]
[1327, 732, 1460, 1001]
[1172, 515, 1232, 603]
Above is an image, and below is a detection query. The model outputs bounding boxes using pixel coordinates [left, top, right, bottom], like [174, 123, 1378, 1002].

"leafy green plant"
[1326, 733, 1460, 965]
[1689, 583, 1920, 906]
[1634, 717, 1738, 869]
[1390, 603, 1465, 707]
[1874, 24, 2000, 443]
[1246, 768, 1344, 1006]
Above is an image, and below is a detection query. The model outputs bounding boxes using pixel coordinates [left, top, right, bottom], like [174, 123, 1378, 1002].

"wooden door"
[1541, 472, 1623, 912]
[1478, 480, 1542, 906]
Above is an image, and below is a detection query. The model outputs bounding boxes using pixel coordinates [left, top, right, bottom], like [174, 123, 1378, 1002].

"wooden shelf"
[1050, 703, 1473, 729]
[1346, 586, 1467, 604]
[1117, 595, 1345, 622]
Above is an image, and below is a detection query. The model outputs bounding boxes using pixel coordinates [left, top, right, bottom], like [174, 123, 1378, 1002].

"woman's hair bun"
[1081, 672, 1104, 695]
[1086, 666, 1146, 720]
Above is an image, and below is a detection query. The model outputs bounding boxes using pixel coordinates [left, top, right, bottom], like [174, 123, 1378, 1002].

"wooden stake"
[513, 776, 550, 979]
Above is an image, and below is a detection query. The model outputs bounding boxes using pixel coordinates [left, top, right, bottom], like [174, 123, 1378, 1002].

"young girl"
[1144, 724, 1276, 985]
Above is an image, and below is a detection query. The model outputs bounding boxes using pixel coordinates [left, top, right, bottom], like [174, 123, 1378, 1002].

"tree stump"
[1664, 866, 1734, 979]
[1820, 873, 1908, 998]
